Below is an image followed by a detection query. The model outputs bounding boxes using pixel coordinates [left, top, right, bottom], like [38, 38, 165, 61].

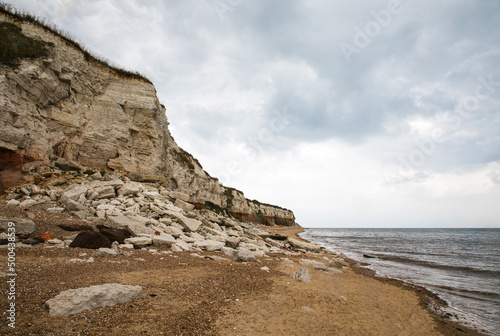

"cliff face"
[0, 12, 296, 226]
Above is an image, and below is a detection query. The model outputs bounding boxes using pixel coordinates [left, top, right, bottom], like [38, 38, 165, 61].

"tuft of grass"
[204, 201, 226, 215]
[0, 21, 51, 66]
[175, 148, 202, 171]
[224, 188, 235, 208]
[0, 2, 151, 83]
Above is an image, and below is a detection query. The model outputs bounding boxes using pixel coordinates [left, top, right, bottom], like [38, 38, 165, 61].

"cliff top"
[0, 2, 150, 82]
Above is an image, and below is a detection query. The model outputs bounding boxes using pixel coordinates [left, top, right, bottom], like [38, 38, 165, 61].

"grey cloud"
[490, 171, 500, 185]
[6, 0, 500, 170]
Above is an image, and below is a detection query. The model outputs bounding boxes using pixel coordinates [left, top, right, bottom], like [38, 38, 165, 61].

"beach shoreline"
[297, 228, 494, 336]
[0, 207, 492, 335]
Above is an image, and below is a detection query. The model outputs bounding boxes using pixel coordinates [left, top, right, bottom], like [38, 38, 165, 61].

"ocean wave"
[432, 285, 500, 300]
[376, 254, 500, 278]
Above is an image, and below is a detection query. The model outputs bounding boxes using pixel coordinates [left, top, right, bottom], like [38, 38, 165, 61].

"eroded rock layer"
[0, 11, 296, 226]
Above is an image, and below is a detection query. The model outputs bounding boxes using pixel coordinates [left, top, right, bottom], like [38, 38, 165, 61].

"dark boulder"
[22, 237, 45, 245]
[97, 225, 131, 244]
[57, 223, 94, 231]
[69, 231, 111, 249]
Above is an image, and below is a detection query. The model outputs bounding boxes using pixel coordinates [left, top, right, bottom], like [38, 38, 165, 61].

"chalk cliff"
[0, 9, 296, 226]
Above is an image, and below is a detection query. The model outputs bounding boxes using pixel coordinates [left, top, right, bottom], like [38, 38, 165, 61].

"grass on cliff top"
[0, 21, 51, 66]
[0, 2, 151, 83]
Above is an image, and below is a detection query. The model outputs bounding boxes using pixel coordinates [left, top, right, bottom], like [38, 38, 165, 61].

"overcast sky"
[7, 0, 500, 228]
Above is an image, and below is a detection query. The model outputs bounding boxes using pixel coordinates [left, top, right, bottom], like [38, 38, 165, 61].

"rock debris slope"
[0, 9, 295, 226]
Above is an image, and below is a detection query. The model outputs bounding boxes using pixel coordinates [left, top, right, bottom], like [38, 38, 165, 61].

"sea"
[299, 228, 500, 335]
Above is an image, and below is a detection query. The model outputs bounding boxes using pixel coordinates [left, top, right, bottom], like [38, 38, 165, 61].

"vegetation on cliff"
[0, 21, 51, 66]
[0, 2, 150, 82]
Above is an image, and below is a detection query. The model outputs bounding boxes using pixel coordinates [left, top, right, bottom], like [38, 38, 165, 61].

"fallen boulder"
[194, 240, 225, 252]
[117, 183, 141, 196]
[0, 218, 36, 235]
[165, 211, 201, 232]
[174, 199, 195, 212]
[69, 231, 111, 249]
[45, 283, 142, 316]
[287, 238, 322, 253]
[233, 248, 256, 262]
[152, 234, 176, 247]
[97, 226, 131, 244]
[299, 259, 327, 270]
[124, 237, 152, 248]
[107, 215, 155, 236]
[61, 185, 88, 202]
[291, 267, 311, 283]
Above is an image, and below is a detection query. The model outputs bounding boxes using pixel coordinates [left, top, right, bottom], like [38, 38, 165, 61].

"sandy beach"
[0, 207, 489, 336]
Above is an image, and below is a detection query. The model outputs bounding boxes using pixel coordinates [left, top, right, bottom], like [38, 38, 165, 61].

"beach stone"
[22, 237, 45, 245]
[221, 246, 236, 257]
[287, 238, 322, 253]
[194, 240, 225, 252]
[150, 204, 165, 216]
[57, 223, 93, 232]
[19, 199, 38, 209]
[171, 240, 192, 251]
[0, 218, 36, 235]
[45, 283, 142, 316]
[107, 215, 155, 236]
[165, 211, 201, 232]
[233, 248, 256, 262]
[61, 198, 87, 212]
[152, 234, 176, 247]
[47, 238, 64, 246]
[6, 199, 20, 207]
[324, 267, 342, 274]
[299, 259, 327, 270]
[225, 237, 240, 249]
[162, 226, 183, 238]
[170, 191, 189, 202]
[94, 186, 116, 199]
[61, 185, 88, 202]
[117, 183, 141, 196]
[124, 237, 152, 248]
[95, 247, 119, 257]
[330, 258, 349, 269]
[174, 199, 195, 212]
[291, 267, 311, 283]
[143, 191, 160, 199]
[69, 231, 111, 249]
[47, 207, 65, 213]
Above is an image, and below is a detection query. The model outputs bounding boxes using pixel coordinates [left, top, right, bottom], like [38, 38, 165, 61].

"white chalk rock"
[45, 283, 142, 316]
[291, 267, 311, 283]
[299, 259, 327, 270]
[233, 248, 256, 262]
